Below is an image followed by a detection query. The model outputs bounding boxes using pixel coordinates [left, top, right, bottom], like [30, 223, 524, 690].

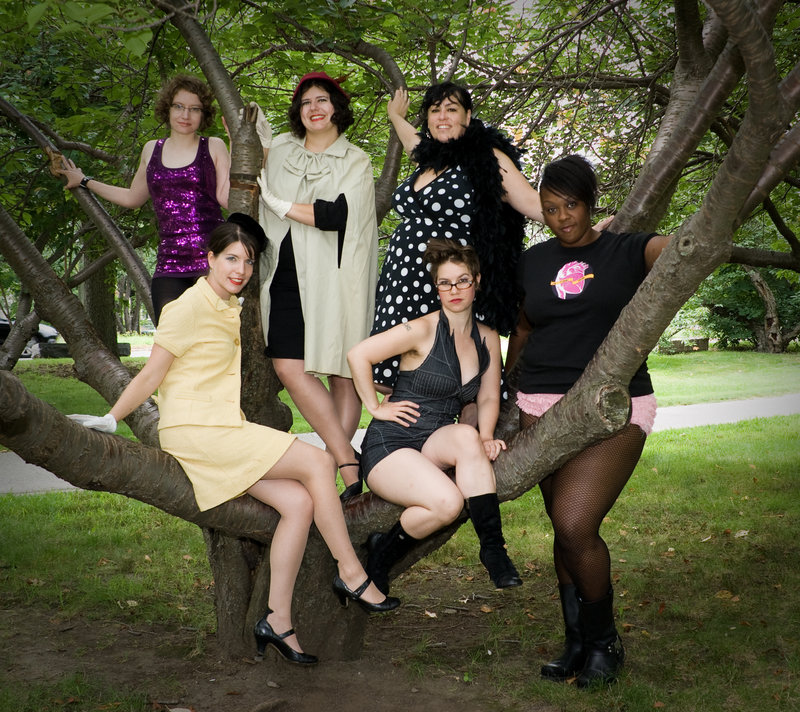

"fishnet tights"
[521, 412, 646, 602]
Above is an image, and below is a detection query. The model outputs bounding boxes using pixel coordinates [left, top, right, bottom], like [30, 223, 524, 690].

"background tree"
[1, 0, 798, 660]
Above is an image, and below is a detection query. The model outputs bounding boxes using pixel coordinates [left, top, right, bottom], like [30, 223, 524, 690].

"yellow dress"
[155, 278, 295, 511]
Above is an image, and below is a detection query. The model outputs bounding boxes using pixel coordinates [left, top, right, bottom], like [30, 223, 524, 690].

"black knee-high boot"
[540, 583, 586, 680]
[576, 587, 625, 688]
[366, 521, 416, 595]
[467, 493, 522, 589]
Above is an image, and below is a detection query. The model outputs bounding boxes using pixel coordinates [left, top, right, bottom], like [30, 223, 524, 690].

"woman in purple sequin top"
[57, 75, 230, 324]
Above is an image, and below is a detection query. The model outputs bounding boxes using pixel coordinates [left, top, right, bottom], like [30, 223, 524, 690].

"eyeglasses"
[170, 103, 204, 115]
[435, 277, 474, 292]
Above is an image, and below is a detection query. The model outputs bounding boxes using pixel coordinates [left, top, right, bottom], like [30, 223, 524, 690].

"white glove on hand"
[68, 413, 117, 433]
[257, 174, 292, 220]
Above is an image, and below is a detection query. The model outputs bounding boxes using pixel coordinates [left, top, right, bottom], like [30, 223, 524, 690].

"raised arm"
[56, 142, 154, 209]
[387, 88, 420, 157]
[495, 149, 544, 223]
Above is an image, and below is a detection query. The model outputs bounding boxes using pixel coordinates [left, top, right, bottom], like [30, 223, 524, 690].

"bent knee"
[452, 424, 486, 455]
[310, 448, 336, 474]
[554, 522, 598, 552]
[431, 491, 465, 526]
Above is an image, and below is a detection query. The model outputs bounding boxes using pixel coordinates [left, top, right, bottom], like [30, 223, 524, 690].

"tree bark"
[745, 267, 783, 352]
[83, 244, 120, 356]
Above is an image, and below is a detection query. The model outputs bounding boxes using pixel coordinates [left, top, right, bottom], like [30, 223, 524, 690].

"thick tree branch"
[0, 370, 282, 541]
[612, 0, 785, 232]
[729, 245, 800, 270]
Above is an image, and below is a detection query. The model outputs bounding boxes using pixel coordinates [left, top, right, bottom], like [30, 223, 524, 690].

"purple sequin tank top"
[146, 136, 224, 277]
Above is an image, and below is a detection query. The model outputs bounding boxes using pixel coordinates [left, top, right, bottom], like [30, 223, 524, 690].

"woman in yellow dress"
[70, 214, 398, 665]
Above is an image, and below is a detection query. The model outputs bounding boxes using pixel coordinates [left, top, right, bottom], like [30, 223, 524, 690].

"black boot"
[366, 521, 416, 595]
[467, 493, 522, 589]
[575, 587, 625, 688]
[540, 583, 586, 680]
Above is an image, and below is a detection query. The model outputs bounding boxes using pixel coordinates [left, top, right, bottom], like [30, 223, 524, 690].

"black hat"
[227, 212, 267, 252]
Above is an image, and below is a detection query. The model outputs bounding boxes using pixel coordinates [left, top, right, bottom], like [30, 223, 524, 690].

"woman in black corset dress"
[348, 239, 522, 595]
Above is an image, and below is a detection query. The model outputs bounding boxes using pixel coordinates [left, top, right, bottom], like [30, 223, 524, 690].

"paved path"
[1, 393, 798, 495]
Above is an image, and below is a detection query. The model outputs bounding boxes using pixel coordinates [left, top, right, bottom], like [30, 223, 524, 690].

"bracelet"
[80, 176, 93, 188]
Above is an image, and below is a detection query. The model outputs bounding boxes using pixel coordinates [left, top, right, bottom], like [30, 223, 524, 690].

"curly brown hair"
[423, 238, 481, 283]
[288, 78, 353, 138]
[154, 75, 216, 132]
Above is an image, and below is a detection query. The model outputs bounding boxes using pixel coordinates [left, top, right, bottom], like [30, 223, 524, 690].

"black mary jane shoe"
[254, 613, 318, 665]
[332, 576, 400, 613]
[339, 470, 363, 501]
[339, 456, 363, 501]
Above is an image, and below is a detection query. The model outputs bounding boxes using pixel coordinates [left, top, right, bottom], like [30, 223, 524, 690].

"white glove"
[257, 174, 292, 219]
[68, 413, 117, 433]
[238, 103, 272, 149]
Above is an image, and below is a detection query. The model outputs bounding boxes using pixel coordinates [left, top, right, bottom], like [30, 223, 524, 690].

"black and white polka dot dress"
[371, 165, 475, 387]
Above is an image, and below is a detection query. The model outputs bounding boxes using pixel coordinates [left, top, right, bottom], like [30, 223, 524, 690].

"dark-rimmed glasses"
[435, 277, 474, 292]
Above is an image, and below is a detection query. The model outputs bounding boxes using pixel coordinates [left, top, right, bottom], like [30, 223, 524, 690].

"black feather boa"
[412, 119, 526, 336]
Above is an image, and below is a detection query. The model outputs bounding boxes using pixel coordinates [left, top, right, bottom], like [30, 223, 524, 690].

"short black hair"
[539, 154, 598, 211]
[288, 78, 354, 138]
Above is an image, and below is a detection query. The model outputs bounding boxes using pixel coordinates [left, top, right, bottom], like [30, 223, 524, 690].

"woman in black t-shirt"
[506, 155, 670, 688]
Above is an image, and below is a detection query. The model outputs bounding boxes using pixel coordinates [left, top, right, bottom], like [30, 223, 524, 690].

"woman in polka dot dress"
[371, 82, 545, 390]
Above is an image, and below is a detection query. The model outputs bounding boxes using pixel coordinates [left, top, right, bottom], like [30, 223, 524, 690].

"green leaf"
[26, 0, 51, 29]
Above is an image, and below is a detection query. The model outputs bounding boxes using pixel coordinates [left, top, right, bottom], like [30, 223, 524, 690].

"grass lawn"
[1, 415, 797, 710]
[2, 347, 798, 709]
[647, 349, 800, 406]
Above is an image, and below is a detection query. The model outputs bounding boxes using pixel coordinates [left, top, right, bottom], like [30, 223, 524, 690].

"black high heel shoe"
[339, 453, 363, 501]
[332, 576, 400, 613]
[339, 464, 362, 500]
[254, 610, 318, 665]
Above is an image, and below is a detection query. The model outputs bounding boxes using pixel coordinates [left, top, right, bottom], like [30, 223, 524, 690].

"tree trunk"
[83, 246, 119, 357]
[745, 266, 783, 352]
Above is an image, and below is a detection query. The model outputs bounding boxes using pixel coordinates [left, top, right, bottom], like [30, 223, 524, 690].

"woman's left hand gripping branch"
[482, 438, 507, 461]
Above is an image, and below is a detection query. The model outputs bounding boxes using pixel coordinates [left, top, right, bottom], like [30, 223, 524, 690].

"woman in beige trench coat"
[257, 72, 378, 499]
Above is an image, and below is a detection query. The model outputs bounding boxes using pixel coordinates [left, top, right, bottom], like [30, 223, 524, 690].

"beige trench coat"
[258, 132, 378, 378]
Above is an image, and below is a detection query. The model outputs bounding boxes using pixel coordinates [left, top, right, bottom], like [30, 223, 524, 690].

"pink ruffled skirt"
[516, 391, 657, 435]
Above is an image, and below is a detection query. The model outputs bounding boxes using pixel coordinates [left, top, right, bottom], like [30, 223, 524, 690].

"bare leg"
[422, 423, 497, 497]
[273, 358, 359, 485]
[368, 424, 497, 537]
[262, 439, 386, 604]
[368, 449, 466, 538]
[247, 478, 313, 653]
